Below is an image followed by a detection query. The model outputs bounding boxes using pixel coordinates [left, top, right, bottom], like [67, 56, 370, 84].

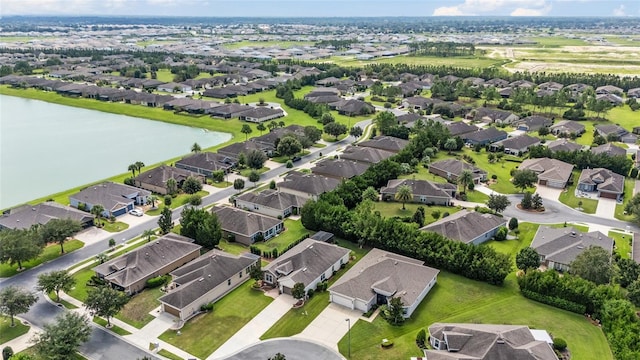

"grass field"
[157, 349, 183, 360]
[608, 231, 632, 259]
[0, 315, 30, 344]
[0, 240, 84, 277]
[159, 280, 273, 359]
[253, 219, 313, 255]
[68, 268, 95, 302]
[115, 287, 164, 328]
[320, 55, 504, 69]
[372, 201, 459, 225]
[615, 178, 635, 222]
[92, 316, 132, 336]
[558, 173, 598, 214]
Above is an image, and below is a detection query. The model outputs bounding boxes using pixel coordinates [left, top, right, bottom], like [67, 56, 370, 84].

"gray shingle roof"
[492, 135, 540, 150]
[549, 120, 585, 135]
[235, 190, 306, 211]
[380, 179, 455, 199]
[591, 143, 627, 157]
[546, 139, 583, 153]
[133, 165, 202, 189]
[175, 152, 236, 173]
[0, 202, 94, 230]
[212, 206, 282, 237]
[519, 158, 574, 183]
[531, 226, 614, 266]
[430, 159, 487, 180]
[421, 210, 506, 244]
[70, 182, 150, 213]
[311, 159, 369, 179]
[358, 136, 409, 153]
[446, 122, 479, 136]
[339, 146, 396, 164]
[276, 171, 341, 197]
[578, 168, 625, 194]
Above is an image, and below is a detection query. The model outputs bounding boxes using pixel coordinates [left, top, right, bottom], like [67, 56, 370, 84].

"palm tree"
[191, 142, 201, 153]
[241, 124, 253, 141]
[134, 161, 145, 174]
[395, 185, 413, 210]
[142, 229, 155, 242]
[444, 138, 458, 154]
[256, 123, 266, 135]
[166, 178, 178, 195]
[90, 204, 106, 227]
[147, 195, 159, 209]
[95, 253, 108, 264]
[128, 164, 137, 177]
[458, 170, 474, 195]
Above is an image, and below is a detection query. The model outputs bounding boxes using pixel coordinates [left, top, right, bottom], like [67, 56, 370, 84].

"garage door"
[282, 286, 292, 295]
[539, 179, 548, 186]
[330, 293, 353, 310]
[600, 192, 617, 199]
[163, 304, 181, 318]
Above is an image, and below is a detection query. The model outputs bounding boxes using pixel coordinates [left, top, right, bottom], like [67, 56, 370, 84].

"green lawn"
[17, 347, 87, 360]
[337, 271, 612, 360]
[548, 223, 590, 233]
[47, 291, 78, 309]
[608, 231, 632, 259]
[67, 268, 96, 302]
[210, 181, 232, 188]
[99, 221, 130, 233]
[0, 240, 84, 277]
[217, 239, 250, 255]
[157, 349, 183, 360]
[466, 150, 523, 194]
[261, 239, 369, 339]
[92, 316, 132, 336]
[558, 174, 598, 214]
[485, 222, 539, 265]
[372, 201, 459, 225]
[159, 280, 273, 359]
[254, 219, 313, 255]
[115, 287, 164, 328]
[147, 190, 210, 215]
[615, 178, 635, 221]
[239, 167, 269, 177]
[0, 315, 30, 344]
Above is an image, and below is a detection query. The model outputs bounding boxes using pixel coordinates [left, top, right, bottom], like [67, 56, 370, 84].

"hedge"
[521, 289, 586, 314]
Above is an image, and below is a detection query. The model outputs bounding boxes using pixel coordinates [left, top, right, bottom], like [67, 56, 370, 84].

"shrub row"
[521, 289, 586, 314]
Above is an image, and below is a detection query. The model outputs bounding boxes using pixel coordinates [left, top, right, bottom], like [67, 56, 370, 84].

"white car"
[129, 209, 143, 217]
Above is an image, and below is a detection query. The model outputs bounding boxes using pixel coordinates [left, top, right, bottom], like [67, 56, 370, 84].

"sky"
[1, 0, 639, 18]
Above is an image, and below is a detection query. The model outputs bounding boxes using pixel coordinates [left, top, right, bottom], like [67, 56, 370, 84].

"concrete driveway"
[595, 198, 618, 220]
[295, 303, 362, 351]
[535, 186, 563, 201]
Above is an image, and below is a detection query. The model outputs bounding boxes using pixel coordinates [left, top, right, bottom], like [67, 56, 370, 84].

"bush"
[553, 337, 567, 351]
[442, 212, 450, 218]
[520, 289, 586, 314]
[108, 238, 116, 247]
[508, 217, 519, 230]
[416, 329, 426, 348]
[124, 177, 135, 186]
[164, 195, 172, 206]
[200, 302, 214, 312]
[307, 289, 315, 298]
[3, 346, 14, 360]
[146, 275, 169, 288]
[286, 160, 293, 168]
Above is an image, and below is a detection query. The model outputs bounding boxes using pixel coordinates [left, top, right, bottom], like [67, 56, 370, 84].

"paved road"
[222, 338, 344, 360]
[0, 119, 371, 360]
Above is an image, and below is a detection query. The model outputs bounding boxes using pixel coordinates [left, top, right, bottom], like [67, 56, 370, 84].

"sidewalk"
[0, 319, 42, 353]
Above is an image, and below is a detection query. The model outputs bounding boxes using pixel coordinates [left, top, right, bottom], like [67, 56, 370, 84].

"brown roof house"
[276, 171, 341, 201]
[133, 165, 204, 195]
[590, 143, 627, 157]
[518, 158, 574, 188]
[159, 251, 260, 320]
[549, 120, 585, 137]
[175, 152, 237, 176]
[531, 226, 614, 272]
[69, 182, 150, 218]
[421, 210, 507, 245]
[234, 189, 306, 219]
[489, 134, 540, 155]
[358, 136, 409, 153]
[212, 206, 284, 246]
[426, 323, 558, 360]
[263, 239, 350, 295]
[329, 248, 439, 318]
[339, 146, 396, 164]
[311, 159, 370, 180]
[546, 139, 584, 153]
[93, 233, 201, 295]
[429, 159, 487, 184]
[0, 202, 94, 230]
[577, 168, 625, 200]
[380, 179, 456, 206]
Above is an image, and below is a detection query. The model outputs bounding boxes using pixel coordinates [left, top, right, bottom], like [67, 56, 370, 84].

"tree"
[373, 111, 397, 135]
[570, 245, 612, 285]
[320, 112, 335, 125]
[241, 124, 253, 141]
[508, 217, 519, 230]
[394, 185, 413, 210]
[166, 178, 178, 195]
[90, 204, 105, 227]
[237, 152, 247, 168]
[158, 207, 174, 234]
[142, 229, 155, 242]
[516, 247, 540, 270]
[0, 286, 37, 327]
[234, 178, 245, 191]
[95, 252, 108, 264]
[247, 149, 268, 169]
[277, 136, 303, 159]
[385, 297, 405, 325]
[512, 169, 538, 192]
[37, 270, 75, 302]
[350, 126, 363, 139]
[362, 186, 380, 202]
[412, 206, 426, 227]
[532, 193, 544, 210]
[191, 142, 201, 153]
[486, 194, 511, 214]
[248, 170, 261, 187]
[538, 127, 550, 137]
[292, 282, 306, 301]
[182, 176, 203, 194]
[147, 195, 159, 209]
[269, 353, 286, 360]
[2, 346, 13, 360]
[127, 163, 137, 177]
[256, 122, 266, 135]
[494, 226, 508, 241]
[444, 138, 458, 154]
[268, 120, 278, 131]
[279, 121, 286, 128]
[304, 126, 322, 143]
[34, 312, 91, 360]
[627, 279, 640, 307]
[40, 218, 82, 254]
[211, 170, 225, 183]
[180, 207, 222, 249]
[85, 286, 129, 327]
[0, 228, 43, 271]
[521, 191, 533, 209]
[134, 161, 145, 174]
[324, 122, 348, 140]
[457, 170, 474, 194]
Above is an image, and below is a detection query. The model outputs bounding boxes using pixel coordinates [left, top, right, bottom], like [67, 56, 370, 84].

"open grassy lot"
[558, 174, 598, 214]
[337, 271, 612, 360]
[0, 240, 84, 277]
[115, 287, 164, 328]
[146, 190, 210, 215]
[159, 280, 273, 359]
[527, 36, 590, 47]
[217, 239, 249, 256]
[254, 219, 313, 255]
[0, 315, 30, 344]
[372, 201, 459, 225]
[321, 55, 504, 69]
[93, 316, 132, 336]
[608, 231, 632, 259]
[261, 239, 369, 339]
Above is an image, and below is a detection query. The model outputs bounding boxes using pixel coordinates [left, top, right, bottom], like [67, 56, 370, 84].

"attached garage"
[282, 286, 292, 295]
[538, 179, 548, 186]
[330, 292, 354, 310]
[163, 304, 181, 318]
[599, 191, 618, 199]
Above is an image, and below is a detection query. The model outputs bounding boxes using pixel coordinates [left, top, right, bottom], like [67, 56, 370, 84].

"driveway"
[295, 303, 362, 351]
[595, 198, 618, 220]
[209, 295, 297, 359]
[223, 338, 344, 360]
[535, 186, 563, 201]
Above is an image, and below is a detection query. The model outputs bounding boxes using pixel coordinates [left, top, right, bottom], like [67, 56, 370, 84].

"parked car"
[129, 209, 143, 217]
[292, 156, 302, 162]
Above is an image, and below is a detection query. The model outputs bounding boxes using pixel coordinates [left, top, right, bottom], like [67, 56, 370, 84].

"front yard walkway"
[294, 303, 362, 351]
[208, 294, 297, 360]
[595, 197, 618, 220]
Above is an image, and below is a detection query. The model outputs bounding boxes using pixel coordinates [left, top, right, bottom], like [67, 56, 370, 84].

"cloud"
[433, 0, 551, 16]
[612, 4, 626, 16]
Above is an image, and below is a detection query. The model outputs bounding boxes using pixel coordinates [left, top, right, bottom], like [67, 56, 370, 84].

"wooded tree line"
[528, 145, 633, 176]
[408, 41, 476, 57]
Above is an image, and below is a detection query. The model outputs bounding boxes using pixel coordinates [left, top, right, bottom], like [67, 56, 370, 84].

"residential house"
[358, 136, 409, 153]
[595, 124, 631, 141]
[531, 226, 614, 272]
[402, 96, 443, 110]
[339, 146, 396, 164]
[420, 210, 507, 245]
[133, 165, 204, 195]
[510, 80, 536, 89]
[309, 231, 335, 243]
[538, 81, 564, 93]
[429, 159, 487, 184]
[329, 249, 439, 318]
[93, 233, 201, 295]
[489, 135, 540, 155]
[514, 115, 552, 132]
[263, 239, 350, 295]
[469, 107, 519, 125]
[445, 122, 479, 137]
[159, 251, 260, 320]
[0, 202, 94, 230]
[380, 179, 455, 206]
[175, 152, 237, 177]
[276, 171, 341, 201]
[69, 182, 150, 217]
[328, 99, 375, 116]
[596, 93, 624, 106]
[566, 83, 591, 100]
[577, 168, 625, 200]
[157, 82, 193, 93]
[628, 88, 640, 99]
[518, 158, 574, 188]
[208, 103, 253, 119]
[591, 143, 627, 157]
[311, 159, 369, 180]
[239, 107, 285, 123]
[549, 120, 585, 137]
[217, 140, 274, 159]
[484, 78, 510, 88]
[546, 139, 584, 153]
[212, 206, 284, 246]
[596, 85, 623, 95]
[462, 127, 508, 146]
[426, 323, 558, 360]
[235, 189, 306, 218]
[633, 233, 640, 264]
